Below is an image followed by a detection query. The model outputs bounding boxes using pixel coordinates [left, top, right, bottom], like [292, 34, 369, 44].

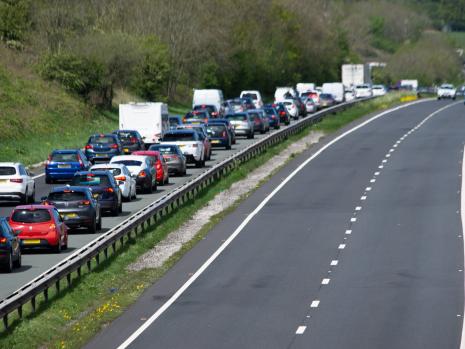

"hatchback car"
[112, 130, 145, 154]
[9, 205, 68, 252]
[226, 113, 254, 139]
[207, 119, 236, 144]
[42, 186, 102, 233]
[269, 103, 291, 125]
[319, 93, 336, 108]
[0, 217, 21, 272]
[85, 134, 123, 163]
[0, 162, 35, 204]
[132, 150, 169, 185]
[183, 110, 209, 124]
[282, 100, 299, 119]
[148, 144, 187, 176]
[248, 110, 268, 134]
[177, 124, 212, 160]
[193, 104, 220, 118]
[263, 107, 281, 129]
[110, 155, 157, 193]
[206, 123, 232, 150]
[71, 171, 122, 216]
[160, 130, 206, 167]
[90, 163, 137, 201]
[45, 149, 90, 184]
[169, 115, 183, 129]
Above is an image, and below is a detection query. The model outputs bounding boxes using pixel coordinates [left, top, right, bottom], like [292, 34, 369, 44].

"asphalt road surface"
[0, 119, 302, 300]
[87, 99, 465, 349]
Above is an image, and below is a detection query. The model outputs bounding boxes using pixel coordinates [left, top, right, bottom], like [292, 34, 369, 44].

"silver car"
[90, 163, 137, 201]
[226, 113, 254, 139]
[149, 144, 187, 176]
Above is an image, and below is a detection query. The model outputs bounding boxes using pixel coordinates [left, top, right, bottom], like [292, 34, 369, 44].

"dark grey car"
[149, 144, 187, 176]
[43, 186, 102, 233]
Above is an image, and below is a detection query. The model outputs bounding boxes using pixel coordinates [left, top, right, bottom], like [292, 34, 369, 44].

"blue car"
[264, 107, 281, 129]
[85, 134, 123, 163]
[169, 115, 183, 129]
[45, 149, 91, 184]
[0, 217, 21, 272]
[206, 122, 232, 150]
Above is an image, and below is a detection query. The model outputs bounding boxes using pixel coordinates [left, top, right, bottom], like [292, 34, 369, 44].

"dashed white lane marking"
[370, 179, 376, 183]
[118, 100, 456, 349]
[338, 244, 346, 250]
[311, 300, 320, 308]
[32, 172, 45, 179]
[321, 278, 330, 285]
[345, 230, 352, 235]
[350, 218, 357, 222]
[390, 149, 395, 152]
[330, 260, 338, 266]
[386, 154, 391, 158]
[296, 326, 307, 334]
[374, 172, 380, 176]
[361, 196, 367, 200]
[378, 165, 384, 169]
[355, 206, 362, 211]
[382, 159, 387, 163]
[366, 187, 372, 191]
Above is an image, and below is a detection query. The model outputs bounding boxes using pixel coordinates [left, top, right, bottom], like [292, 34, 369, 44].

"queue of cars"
[0, 84, 382, 272]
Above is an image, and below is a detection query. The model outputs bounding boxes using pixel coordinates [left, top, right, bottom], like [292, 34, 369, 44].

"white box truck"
[342, 64, 371, 88]
[296, 83, 316, 96]
[322, 82, 345, 103]
[119, 102, 169, 146]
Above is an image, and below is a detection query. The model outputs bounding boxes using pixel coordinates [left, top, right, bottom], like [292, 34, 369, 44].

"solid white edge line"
[116, 98, 438, 349]
[460, 145, 465, 349]
[32, 173, 45, 179]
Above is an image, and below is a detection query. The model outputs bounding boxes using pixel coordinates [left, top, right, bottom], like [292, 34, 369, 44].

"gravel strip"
[128, 130, 325, 271]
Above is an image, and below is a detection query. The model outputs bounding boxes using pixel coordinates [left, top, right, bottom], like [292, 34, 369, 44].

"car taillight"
[138, 170, 146, 178]
[110, 144, 118, 149]
[130, 137, 137, 144]
[46, 154, 52, 166]
[212, 112, 218, 117]
[115, 175, 126, 181]
[105, 187, 114, 193]
[222, 131, 227, 137]
[10, 178, 23, 183]
[49, 224, 56, 231]
[80, 200, 91, 206]
[85, 144, 93, 150]
[271, 115, 276, 119]
[280, 111, 286, 116]
[204, 118, 209, 123]
[77, 156, 84, 167]
[0, 237, 6, 244]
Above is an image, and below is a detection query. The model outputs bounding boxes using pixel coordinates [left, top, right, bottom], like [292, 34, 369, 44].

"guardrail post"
[17, 305, 22, 319]
[31, 296, 36, 312]
[87, 260, 91, 271]
[56, 280, 60, 293]
[44, 288, 49, 302]
[112, 242, 116, 254]
[66, 274, 71, 287]
[3, 314, 7, 329]
[77, 266, 81, 278]
[96, 253, 100, 266]
[104, 248, 108, 260]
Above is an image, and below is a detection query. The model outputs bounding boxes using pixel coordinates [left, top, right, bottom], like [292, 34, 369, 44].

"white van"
[192, 89, 224, 115]
[119, 102, 169, 146]
[296, 83, 316, 96]
[274, 87, 297, 102]
[322, 83, 345, 103]
[240, 90, 263, 108]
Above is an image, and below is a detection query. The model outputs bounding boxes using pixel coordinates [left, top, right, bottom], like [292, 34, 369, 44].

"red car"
[132, 150, 169, 185]
[9, 205, 68, 253]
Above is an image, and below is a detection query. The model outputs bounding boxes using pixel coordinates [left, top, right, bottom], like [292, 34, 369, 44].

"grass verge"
[0, 92, 415, 349]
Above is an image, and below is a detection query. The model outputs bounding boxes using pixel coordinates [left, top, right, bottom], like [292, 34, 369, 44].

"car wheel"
[45, 177, 53, 184]
[146, 179, 153, 194]
[29, 188, 35, 203]
[89, 215, 99, 232]
[54, 238, 62, 253]
[4, 252, 13, 273]
[275, 125, 280, 130]
[132, 187, 137, 200]
[13, 249, 21, 268]
[195, 159, 203, 168]
[165, 175, 169, 184]
[118, 195, 123, 213]
[260, 128, 265, 134]
[20, 193, 28, 204]
[226, 143, 231, 150]
[96, 212, 102, 230]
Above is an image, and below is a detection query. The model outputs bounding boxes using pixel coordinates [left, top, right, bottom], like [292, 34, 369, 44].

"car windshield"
[0, 167, 16, 175]
[91, 167, 122, 176]
[226, 114, 247, 121]
[207, 125, 226, 136]
[169, 117, 181, 126]
[48, 191, 87, 201]
[71, 174, 111, 186]
[242, 93, 257, 100]
[116, 132, 137, 141]
[320, 94, 332, 99]
[356, 85, 369, 89]
[248, 112, 260, 119]
[149, 146, 176, 154]
[194, 105, 215, 112]
[264, 108, 277, 115]
[186, 111, 208, 119]
[162, 133, 196, 142]
[89, 136, 115, 144]
[11, 209, 51, 223]
[51, 153, 78, 162]
[113, 160, 143, 167]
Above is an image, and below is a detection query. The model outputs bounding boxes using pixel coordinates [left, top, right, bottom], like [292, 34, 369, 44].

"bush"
[0, 0, 30, 44]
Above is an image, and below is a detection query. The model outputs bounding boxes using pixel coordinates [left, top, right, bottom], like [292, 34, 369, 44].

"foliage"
[0, 0, 30, 46]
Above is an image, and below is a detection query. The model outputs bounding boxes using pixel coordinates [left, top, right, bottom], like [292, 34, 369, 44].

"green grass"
[168, 102, 190, 115]
[0, 64, 118, 165]
[0, 92, 412, 349]
[447, 31, 465, 48]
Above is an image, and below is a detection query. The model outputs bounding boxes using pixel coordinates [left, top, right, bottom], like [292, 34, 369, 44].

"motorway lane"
[87, 99, 463, 349]
[0, 120, 299, 300]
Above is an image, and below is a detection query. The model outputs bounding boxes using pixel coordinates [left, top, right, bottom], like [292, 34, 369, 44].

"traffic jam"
[0, 82, 377, 272]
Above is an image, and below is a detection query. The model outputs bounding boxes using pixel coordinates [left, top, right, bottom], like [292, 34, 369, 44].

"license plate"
[97, 154, 106, 157]
[123, 148, 129, 153]
[0, 179, 8, 184]
[23, 239, 40, 245]
[93, 193, 100, 199]
[179, 144, 185, 148]
[58, 164, 71, 168]
[211, 140, 220, 144]
[63, 213, 78, 220]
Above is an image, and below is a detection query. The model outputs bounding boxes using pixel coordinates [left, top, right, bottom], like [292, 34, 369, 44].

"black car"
[206, 123, 232, 150]
[85, 134, 123, 163]
[0, 217, 21, 272]
[113, 130, 145, 154]
[43, 186, 102, 233]
[207, 119, 236, 144]
[71, 171, 122, 216]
